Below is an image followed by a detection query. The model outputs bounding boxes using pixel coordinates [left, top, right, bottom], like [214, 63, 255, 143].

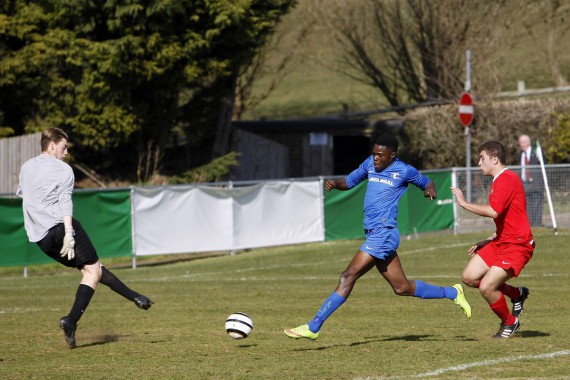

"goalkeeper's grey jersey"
[16, 154, 74, 242]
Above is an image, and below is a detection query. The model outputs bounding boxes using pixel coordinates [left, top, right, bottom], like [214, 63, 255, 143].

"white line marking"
[399, 243, 469, 255]
[120, 239, 567, 284]
[354, 350, 570, 380]
[0, 307, 61, 314]
[412, 350, 570, 378]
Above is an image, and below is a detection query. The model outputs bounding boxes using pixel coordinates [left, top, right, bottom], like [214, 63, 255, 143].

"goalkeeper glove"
[60, 224, 75, 260]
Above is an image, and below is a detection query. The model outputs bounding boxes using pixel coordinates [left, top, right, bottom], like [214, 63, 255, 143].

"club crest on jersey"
[391, 173, 399, 179]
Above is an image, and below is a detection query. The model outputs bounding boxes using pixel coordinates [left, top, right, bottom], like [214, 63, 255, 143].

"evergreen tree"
[0, 0, 294, 183]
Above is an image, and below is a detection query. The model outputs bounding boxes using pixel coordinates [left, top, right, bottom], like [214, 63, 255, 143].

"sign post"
[458, 92, 474, 127]
[460, 50, 473, 202]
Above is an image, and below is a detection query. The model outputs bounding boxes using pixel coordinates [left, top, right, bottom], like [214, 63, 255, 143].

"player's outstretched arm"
[450, 187, 498, 218]
[423, 181, 437, 200]
[324, 178, 349, 192]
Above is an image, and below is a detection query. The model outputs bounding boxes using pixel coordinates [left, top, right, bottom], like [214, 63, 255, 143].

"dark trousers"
[526, 190, 544, 227]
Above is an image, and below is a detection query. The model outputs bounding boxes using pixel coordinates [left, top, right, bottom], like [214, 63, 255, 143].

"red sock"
[489, 295, 516, 325]
[499, 284, 520, 300]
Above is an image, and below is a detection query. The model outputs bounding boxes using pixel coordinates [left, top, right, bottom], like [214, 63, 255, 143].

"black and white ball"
[225, 312, 253, 339]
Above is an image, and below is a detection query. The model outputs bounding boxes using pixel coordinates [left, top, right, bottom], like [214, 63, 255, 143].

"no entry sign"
[458, 92, 474, 127]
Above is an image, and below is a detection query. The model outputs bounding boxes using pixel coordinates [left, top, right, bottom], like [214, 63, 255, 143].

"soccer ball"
[225, 312, 253, 339]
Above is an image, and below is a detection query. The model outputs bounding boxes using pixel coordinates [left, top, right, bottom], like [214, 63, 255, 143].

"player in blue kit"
[285, 135, 471, 340]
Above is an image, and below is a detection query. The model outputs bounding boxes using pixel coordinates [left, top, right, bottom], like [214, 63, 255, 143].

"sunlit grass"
[1, 230, 569, 379]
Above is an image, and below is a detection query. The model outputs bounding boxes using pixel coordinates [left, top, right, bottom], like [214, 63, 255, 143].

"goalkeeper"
[17, 127, 154, 349]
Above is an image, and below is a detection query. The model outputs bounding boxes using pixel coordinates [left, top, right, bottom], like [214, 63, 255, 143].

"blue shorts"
[360, 227, 400, 260]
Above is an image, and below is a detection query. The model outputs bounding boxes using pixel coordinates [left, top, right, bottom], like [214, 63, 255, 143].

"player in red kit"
[451, 140, 534, 338]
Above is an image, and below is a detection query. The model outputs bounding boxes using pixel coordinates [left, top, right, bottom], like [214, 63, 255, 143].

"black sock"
[68, 284, 95, 324]
[100, 267, 140, 301]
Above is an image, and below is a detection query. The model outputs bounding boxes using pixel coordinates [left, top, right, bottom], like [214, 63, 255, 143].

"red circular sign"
[458, 92, 474, 127]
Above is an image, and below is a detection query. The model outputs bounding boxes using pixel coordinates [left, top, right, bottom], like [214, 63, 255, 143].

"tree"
[522, 0, 569, 86]
[206, 0, 296, 159]
[232, 16, 305, 121]
[402, 98, 570, 169]
[546, 113, 570, 163]
[0, 0, 295, 183]
[306, 0, 520, 107]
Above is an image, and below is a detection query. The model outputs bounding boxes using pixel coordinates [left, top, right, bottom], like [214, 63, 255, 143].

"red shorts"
[477, 240, 534, 277]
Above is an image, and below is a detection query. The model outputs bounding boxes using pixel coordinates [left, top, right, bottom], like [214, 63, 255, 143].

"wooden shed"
[231, 118, 404, 180]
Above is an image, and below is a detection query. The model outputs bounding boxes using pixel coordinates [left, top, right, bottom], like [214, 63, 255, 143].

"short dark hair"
[41, 128, 68, 152]
[479, 140, 506, 164]
[375, 135, 398, 152]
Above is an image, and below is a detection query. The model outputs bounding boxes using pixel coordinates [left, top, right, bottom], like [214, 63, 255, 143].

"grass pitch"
[1, 230, 569, 379]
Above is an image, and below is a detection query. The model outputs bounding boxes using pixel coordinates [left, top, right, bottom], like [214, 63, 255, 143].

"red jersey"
[489, 169, 533, 244]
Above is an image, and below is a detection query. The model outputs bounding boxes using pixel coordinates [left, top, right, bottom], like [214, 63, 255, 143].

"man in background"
[518, 134, 544, 227]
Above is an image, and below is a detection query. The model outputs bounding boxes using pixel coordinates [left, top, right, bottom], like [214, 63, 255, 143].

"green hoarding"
[0, 190, 132, 267]
[397, 171, 454, 234]
[323, 181, 366, 241]
[0, 197, 44, 266]
[1, 174, 455, 267]
[324, 171, 453, 241]
[73, 190, 133, 259]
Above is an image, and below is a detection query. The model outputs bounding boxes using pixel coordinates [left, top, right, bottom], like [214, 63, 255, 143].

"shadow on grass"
[449, 335, 478, 342]
[290, 334, 456, 351]
[379, 334, 438, 342]
[519, 330, 550, 338]
[236, 344, 259, 348]
[78, 334, 122, 348]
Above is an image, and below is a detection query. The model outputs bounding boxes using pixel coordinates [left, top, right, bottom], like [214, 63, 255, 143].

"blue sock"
[307, 291, 346, 333]
[413, 280, 458, 300]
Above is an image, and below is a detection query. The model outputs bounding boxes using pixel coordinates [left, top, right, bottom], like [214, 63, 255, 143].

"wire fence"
[451, 164, 570, 234]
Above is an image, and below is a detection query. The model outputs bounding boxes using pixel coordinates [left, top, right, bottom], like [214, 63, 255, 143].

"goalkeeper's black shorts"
[37, 219, 99, 269]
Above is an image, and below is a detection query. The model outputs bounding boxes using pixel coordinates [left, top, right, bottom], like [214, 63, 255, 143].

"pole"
[536, 140, 558, 235]
[465, 50, 472, 202]
[465, 50, 472, 92]
[130, 186, 137, 269]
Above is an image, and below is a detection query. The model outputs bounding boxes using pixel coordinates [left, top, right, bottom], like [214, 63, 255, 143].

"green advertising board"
[397, 171, 454, 234]
[324, 171, 453, 241]
[73, 190, 133, 259]
[0, 197, 45, 266]
[0, 190, 132, 267]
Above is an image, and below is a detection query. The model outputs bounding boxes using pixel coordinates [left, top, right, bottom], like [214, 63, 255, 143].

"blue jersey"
[345, 157, 430, 230]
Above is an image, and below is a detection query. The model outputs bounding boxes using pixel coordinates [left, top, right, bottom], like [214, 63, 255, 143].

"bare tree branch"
[307, 0, 523, 107]
[233, 12, 308, 120]
[522, 0, 569, 86]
